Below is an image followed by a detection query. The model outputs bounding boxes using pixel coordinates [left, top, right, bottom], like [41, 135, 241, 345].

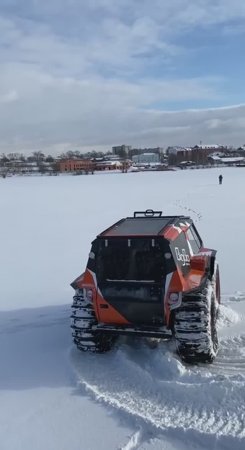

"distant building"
[166, 144, 227, 165]
[208, 155, 245, 165]
[166, 146, 192, 165]
[194, 144, 221, 150]
[129, 147, 163, 158]
[94, 160, 122, 170]
[166, 146, 190, 155]
[132, 153, 160, 164]
[133, 147, 163, 154]
[192, 144, 226, 153]
[112, 145, 132, 156]
[57, 159, 94, 173]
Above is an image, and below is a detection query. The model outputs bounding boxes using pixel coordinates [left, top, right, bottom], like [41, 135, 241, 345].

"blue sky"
[0, 0, 245, 154]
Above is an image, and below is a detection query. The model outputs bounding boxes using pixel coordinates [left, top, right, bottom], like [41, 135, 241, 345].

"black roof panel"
[99, 216, 180, 237]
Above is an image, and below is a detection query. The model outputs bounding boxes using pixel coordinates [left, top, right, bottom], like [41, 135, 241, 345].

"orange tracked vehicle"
[71, 209, 220, 363]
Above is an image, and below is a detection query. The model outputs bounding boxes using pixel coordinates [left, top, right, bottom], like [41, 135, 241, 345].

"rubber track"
[71, 289, 116, 352]
[71, 289, 99, 352]
[174, 284, 218, 363]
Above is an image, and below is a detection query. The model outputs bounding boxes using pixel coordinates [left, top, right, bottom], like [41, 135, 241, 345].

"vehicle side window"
[187, 227, 201, 254]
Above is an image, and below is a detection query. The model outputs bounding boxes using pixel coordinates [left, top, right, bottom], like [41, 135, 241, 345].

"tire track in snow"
[174, 199, 202, 223]
[71, 313, 245, 441]
[72, 348, 245, 438]
[210, 296, 245, 377]
[120, 429, 145, 450]
[208, 335, 245, 377]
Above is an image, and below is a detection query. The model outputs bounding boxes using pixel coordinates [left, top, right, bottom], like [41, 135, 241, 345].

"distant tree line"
[0, 150, 112, 166]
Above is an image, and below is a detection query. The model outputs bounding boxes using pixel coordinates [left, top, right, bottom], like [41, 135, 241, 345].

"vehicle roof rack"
[133, 209, 162, 218]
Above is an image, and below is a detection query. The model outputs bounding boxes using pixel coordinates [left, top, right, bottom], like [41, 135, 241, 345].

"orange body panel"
[95, 290, 130, 325]
[76, 269, 130, 325]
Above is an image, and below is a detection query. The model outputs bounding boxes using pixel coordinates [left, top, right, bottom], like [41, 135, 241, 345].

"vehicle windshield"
[96, 238, 170, 283]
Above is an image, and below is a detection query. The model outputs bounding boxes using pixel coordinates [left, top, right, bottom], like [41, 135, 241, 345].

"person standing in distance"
[219, 174, 223, 185]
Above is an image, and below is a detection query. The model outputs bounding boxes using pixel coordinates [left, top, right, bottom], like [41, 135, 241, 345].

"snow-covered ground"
[1, 167, 245, 450]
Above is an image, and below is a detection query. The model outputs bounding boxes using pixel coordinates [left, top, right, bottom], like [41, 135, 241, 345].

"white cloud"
[1, 1, 245, 77]
[0, 63, 223, 151]
[0, 63, 244, 153]
[0, 1, 245, 153]
[0, 90, 18, 103]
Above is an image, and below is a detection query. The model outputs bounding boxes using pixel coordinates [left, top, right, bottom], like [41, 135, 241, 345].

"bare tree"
[32, 151, 45, 163]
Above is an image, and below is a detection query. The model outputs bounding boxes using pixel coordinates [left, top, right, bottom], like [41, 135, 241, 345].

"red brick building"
[57, 159, 95, 173]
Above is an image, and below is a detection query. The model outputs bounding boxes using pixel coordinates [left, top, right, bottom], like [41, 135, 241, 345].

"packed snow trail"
[71, 301, 245, 442]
